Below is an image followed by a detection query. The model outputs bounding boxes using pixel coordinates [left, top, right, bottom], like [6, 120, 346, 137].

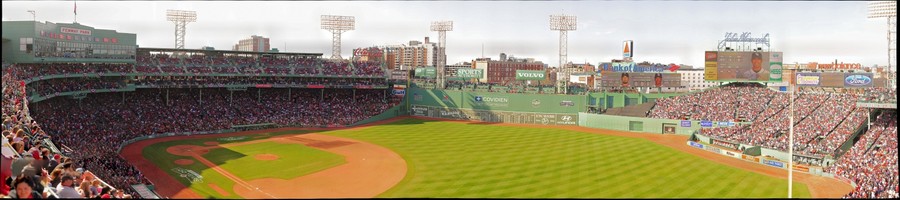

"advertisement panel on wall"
[515, 70, 546, 80]
[821, 72, 844, 87]
[843, 73, 874, 87]
[623, 40, 634, 58]
[600, 72, 681, 87]
[710, 51, 781, 82]
[769, 52, 783, 82]
[796, 72, 821, 86]
[704, 51, 719, 80]
[453, 68, 483, 79]
[414, 67, 437, 78]
[390, 70, 410, 80]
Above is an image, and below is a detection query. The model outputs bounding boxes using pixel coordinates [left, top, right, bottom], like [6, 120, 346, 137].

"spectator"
[9, 176, 42, 199]
[55, 174, 81, 198]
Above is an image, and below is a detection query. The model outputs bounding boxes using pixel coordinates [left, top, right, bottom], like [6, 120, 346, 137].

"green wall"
[406, 88, 587, 114]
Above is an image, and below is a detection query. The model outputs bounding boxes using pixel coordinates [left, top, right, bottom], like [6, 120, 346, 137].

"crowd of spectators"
[11, 54, 388, 79]
[649, 83, 774, 122]
[321, 60, 354, 76]
[13, 63, 133, 80]
[851, 87, 897, 104]
[3, 65, 141, 198]
[127, 76, 387, 88]
[352, 61, 385, 76]
[26, 77, 125, 97]
[655, 83, 868, 157]
[827, 112, 898, 198]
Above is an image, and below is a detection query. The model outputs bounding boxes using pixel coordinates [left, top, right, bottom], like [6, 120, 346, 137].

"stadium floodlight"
[321, 15, 355, 60]
[550, 14, 576, 94]
[27, 10, 35, 22]
[868, 1, 896, 88]
[431, 21, 453, 89]
[166, 9, 197, 55]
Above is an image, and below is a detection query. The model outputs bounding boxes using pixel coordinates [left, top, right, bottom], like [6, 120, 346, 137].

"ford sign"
[844, 74, 872, 87]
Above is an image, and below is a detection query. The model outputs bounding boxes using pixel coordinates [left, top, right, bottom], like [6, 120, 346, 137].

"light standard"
[27, 10, 35, 22]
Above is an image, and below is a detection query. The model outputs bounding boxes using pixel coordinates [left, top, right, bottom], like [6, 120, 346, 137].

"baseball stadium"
[1, 1, 898, 199]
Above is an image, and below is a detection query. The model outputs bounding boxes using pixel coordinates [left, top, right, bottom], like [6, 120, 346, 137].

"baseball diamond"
[1, 1, 896, 199]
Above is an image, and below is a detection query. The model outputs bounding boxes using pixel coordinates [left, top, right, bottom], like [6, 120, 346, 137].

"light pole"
[788, 80, 794, 198]
[27, 10, 35, 22]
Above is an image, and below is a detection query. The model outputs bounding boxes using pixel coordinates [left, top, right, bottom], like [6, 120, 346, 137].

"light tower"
[166, 9, 197, 55]
[431, 21, 453, 89]
[868, 1, 897, 88]
[321, 15, 355, 60]
[550, 14, 576, 94]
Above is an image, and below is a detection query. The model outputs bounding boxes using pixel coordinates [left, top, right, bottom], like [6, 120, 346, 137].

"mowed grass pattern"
[323, 118, 810, 198]
[205, 141, 345, 180]
[142, 130, 344, 198]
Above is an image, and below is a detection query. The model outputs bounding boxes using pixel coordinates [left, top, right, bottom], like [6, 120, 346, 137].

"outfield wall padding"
[406, 88, 587, 114]
[579, 113, 698, 135]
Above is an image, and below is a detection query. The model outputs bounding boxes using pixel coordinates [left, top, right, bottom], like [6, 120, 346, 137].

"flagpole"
[74, 0, 77, 23]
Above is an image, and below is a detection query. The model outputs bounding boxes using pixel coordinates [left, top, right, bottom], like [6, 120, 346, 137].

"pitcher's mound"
[254, 154, 279, 161]
[174, 159, 194, 165]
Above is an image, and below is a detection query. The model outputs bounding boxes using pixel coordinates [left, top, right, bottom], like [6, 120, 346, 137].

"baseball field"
[121, 117, 852, 198]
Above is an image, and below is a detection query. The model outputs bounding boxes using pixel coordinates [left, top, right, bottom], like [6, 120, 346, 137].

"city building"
[232, 35, 270, 52]
[381, 37, 437, 70]
[473, 54, 546, 85]
[1, 21, 137, 63]
[676, 68, 716, 92]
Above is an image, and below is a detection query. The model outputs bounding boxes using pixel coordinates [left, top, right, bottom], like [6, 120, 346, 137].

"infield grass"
[142, 130, 345, 198]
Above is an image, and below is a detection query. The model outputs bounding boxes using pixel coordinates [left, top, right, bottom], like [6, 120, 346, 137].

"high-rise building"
[380, 37, 437, 69]
[232, 35, 270, 52]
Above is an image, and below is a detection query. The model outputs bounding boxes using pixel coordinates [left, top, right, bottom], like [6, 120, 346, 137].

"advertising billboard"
[712, 51, 775, 82]
[796, 72, 821, 86]
[821, 72, 844, 87]
[769, 52, 783, 82]
[414, 67, 437, 78]
[601, 62, 670, 73]
[704, 51, 718, 80]
[515, 70, 547, 80]
[843, 73, 874, 87]
[623, 40, 634, 58]
[390, 70, 410, 80]
[600, 72, 681, 87]
[453, 68, 483, 79]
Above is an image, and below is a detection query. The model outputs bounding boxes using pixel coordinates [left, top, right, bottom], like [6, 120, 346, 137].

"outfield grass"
[142, 130, 344, 198]
[322, 118, 811, 198]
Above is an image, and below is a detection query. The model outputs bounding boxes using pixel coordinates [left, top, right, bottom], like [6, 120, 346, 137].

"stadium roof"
[138, 47, 323, 57]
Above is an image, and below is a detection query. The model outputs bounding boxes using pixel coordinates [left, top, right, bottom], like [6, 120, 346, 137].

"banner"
[742, 154, 760, 163]
[688, 141, 704, 149]
[700, 120, 713, 127]
[711, 138, 739, 150]
[392, 89, 406, 96]
[762, 159, 785, 168]
[843, 73, 874, 87]
[796, 72, 821, 86]
[515, 70, 546, 80]
[769, 52, 783, 82]
[600, 72, 681, 87]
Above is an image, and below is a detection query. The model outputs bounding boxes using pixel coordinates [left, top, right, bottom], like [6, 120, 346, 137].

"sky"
[1, 0, 893, 67]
